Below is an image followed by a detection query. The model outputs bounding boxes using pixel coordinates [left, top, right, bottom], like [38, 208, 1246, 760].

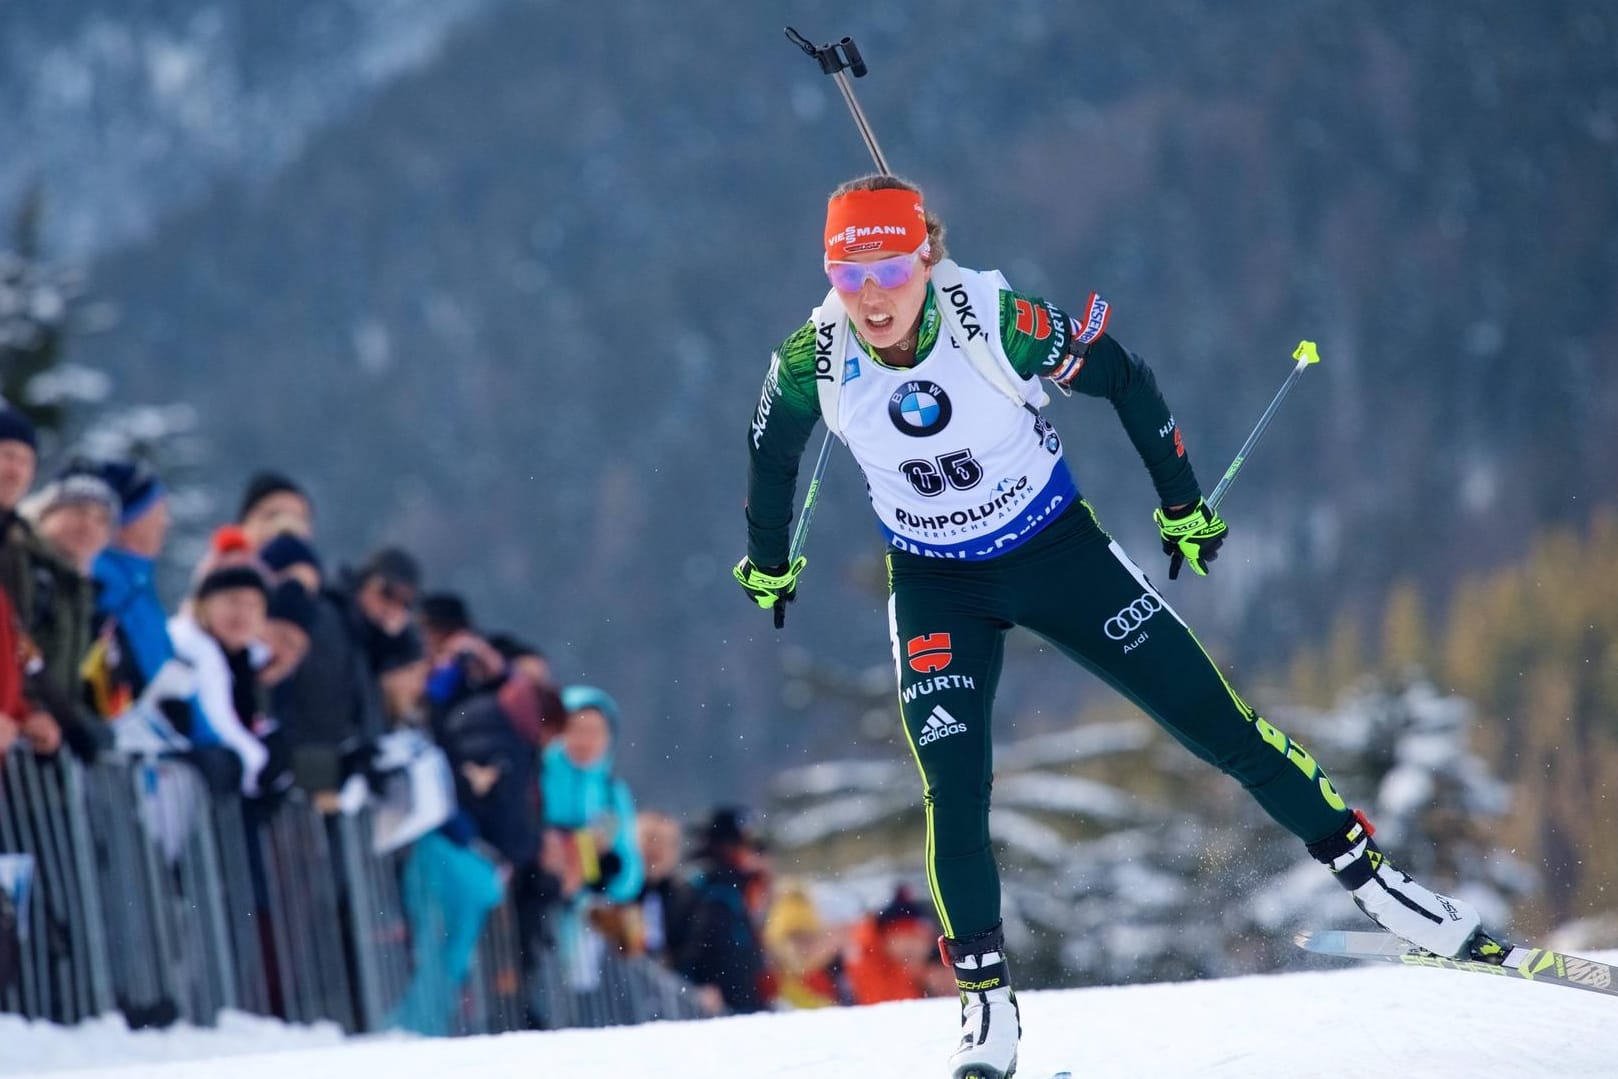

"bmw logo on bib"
[889, 381, 953, 437]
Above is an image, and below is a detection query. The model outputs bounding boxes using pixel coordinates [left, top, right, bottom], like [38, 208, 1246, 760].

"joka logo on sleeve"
[907, 633, 952, 673]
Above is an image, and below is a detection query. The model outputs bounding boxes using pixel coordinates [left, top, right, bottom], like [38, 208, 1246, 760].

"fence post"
[256, 796, 356, 1031]
[163, 760, 241, 1022]
[361, 822, 413, 1028]
[22, 753, 93, 1022]
[0, 749, 123, 1023]
[0, 752, 41, 1018]
[127, 759, 195, 1022]
[331, 807, 412, 1032]
[209, 792, 270, 1016]
[59, 758, 115, 1018]
[82, 758, 167, 1023]
[478, 897, 524, 1033]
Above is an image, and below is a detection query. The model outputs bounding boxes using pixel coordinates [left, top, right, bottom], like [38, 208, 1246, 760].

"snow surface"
[6, 956, 1615, 1079]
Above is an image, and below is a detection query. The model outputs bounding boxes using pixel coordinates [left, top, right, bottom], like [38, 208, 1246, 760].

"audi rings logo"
[1104, 593, 1163, 640]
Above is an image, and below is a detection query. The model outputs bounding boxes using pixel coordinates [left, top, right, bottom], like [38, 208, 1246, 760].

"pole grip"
[840, 37, 868, 77]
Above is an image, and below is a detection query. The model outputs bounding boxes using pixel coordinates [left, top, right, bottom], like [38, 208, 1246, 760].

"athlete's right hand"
[733, 556, 807, 629]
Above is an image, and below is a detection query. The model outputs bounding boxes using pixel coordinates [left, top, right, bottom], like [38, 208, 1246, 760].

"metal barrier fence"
[534, 917, 713, 1029]
[0, 747, 708, 1036]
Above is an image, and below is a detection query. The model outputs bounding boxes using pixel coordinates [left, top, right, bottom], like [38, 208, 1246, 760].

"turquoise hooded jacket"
[542, 685, 644, 904]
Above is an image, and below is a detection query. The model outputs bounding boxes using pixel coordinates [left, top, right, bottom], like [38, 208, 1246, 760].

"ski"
[1296, 929, 1618, 1000]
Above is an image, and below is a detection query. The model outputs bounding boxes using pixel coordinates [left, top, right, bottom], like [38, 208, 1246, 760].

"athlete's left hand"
[1154, 500, 1228, 579]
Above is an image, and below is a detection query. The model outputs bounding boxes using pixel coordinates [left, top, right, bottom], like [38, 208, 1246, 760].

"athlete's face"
[833, 249, 931, 351]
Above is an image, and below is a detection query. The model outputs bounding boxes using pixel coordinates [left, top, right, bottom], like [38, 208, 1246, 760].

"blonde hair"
[830, 174, 947, 265]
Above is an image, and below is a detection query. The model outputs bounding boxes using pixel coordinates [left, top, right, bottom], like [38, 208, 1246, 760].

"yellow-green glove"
[1153, 500, 1228, 579]
[733, 556, 807, 628]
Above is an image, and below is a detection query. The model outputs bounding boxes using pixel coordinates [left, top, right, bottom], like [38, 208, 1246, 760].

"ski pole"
[784, 29, 892, 176]
[1169, 339, 1321, 580]
[775, 28, 891, 625]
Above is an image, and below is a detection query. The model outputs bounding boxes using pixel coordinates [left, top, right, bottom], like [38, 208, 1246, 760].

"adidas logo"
[917, 705, 968, 746]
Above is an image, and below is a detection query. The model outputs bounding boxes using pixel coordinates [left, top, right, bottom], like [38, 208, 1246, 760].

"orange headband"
[824, 188, 927, 261]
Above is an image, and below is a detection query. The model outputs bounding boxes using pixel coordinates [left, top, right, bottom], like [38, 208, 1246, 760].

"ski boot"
[941, 923, 1020, 1079]
[1308, 810, 1486, 959]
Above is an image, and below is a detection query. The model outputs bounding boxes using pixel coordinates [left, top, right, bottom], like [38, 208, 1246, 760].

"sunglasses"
[824, 242, 929, 292]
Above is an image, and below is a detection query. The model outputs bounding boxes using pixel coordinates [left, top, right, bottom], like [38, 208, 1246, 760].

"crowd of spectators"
[0, 401, 953, 1033]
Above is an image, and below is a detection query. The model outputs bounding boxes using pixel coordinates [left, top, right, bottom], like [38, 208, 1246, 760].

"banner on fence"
[0, 853, 35, 944]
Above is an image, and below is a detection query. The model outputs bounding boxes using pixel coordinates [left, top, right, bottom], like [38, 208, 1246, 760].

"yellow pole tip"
[1293, 340, 1321, 365]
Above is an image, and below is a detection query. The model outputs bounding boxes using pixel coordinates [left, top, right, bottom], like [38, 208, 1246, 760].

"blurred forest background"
[3, 0, 1615, 976]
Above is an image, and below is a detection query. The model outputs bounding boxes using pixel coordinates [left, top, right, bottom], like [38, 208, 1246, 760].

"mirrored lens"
[825, 253, 919, 292]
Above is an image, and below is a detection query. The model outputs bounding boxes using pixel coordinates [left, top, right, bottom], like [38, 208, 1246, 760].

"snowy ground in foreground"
[7, 956, 1616, 1079]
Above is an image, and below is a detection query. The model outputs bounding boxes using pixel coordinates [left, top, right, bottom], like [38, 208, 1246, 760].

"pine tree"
[0, 187, 204, 588]
[0, 185, 82, 436]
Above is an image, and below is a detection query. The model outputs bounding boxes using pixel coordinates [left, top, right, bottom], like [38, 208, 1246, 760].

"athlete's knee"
[918, 773, 992, 851]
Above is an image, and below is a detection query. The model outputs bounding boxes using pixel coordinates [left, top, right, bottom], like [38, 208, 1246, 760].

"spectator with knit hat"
[842, 885, 953, 1006]
[261, 580, 315, 688]
[20, 462, 120, 575]
[86, 458, 206, 753]
[259, 532, 384, 795]
[260, 531, 320, 594]
[676, 806, 772, 1015]
[763, 883, 847, 1009]
[14, 461, 120, 761]
[168, 564, 276, 796]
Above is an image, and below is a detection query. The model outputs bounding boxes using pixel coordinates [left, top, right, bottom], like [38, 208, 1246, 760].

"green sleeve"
[997, 288, 1201, 509]
[745, 321, 824, 568]
[998, 290, 1074, 380]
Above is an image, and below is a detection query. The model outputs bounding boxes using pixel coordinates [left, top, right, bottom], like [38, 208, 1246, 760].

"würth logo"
[907, 633, 952, 673]
[917, 705, 968, 747]
[1014, 298, 1052, 340]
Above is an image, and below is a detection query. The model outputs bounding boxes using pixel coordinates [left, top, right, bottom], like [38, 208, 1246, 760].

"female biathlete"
[736, 175, 1492, 1079]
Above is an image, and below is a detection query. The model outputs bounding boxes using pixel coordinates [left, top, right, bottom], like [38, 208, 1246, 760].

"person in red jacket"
[844, 886, 954, 1006]
[0, 586, 29, 759]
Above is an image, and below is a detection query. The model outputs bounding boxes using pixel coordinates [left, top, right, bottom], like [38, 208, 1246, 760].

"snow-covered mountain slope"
[0, 0, 498, 256]
[10, 953, 1616, 1079]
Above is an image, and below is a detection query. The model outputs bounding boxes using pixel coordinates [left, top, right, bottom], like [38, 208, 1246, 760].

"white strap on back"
[931, 259, 1050, 412]
[812, 291, 852, 441]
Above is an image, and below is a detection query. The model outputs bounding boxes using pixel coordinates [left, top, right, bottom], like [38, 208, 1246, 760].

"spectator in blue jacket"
[89, 460, 203, 751]
[542, 686, 644, 908]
